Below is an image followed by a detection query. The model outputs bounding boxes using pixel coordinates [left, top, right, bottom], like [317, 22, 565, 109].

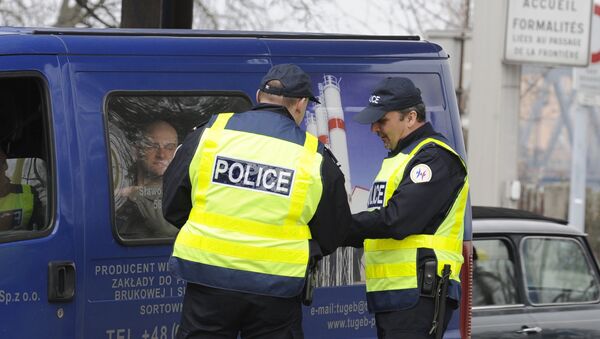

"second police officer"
[346, 77, 469, 339]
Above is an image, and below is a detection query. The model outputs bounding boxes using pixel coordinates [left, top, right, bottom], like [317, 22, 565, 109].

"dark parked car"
[472, 206, 600, 338]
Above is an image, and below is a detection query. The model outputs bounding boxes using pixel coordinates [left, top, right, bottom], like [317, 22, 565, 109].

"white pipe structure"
[304, 110, 318, 138]
[315, 76, 361, 287]
[314, 84, 330, 146]
[315, 103, 330, 145]
[322, 75, 352, 198]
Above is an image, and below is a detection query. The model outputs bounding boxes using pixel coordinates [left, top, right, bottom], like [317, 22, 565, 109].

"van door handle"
[48, 261, 75, 302]
[515, 326, 542, 335]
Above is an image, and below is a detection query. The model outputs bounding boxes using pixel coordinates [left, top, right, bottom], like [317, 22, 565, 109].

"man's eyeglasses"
[141, 142, 177, 152]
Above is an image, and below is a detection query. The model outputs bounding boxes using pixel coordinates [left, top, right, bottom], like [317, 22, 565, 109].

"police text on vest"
[212, 156, 295, 196]
[367, 182, 386, 208]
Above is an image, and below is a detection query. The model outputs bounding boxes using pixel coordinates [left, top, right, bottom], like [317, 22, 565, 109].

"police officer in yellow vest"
[346, 77, 468, 339]
[0, 148, 40, 231]
[162, 64, 352, 339]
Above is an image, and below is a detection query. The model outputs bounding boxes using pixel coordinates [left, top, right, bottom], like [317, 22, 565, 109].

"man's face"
[139, 121, 178, 178]
[370, 111, 411, 150]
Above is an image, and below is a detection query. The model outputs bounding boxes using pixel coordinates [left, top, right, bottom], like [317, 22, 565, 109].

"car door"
[472, 237, 541, 338]
[64, 46, 263, 338]
[519, 236, 600, 338]
[0, 62, 77, 337]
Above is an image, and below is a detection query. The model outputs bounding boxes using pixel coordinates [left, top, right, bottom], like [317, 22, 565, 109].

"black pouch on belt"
[420, 260, 437, 297]
[302, 258, 317, 306]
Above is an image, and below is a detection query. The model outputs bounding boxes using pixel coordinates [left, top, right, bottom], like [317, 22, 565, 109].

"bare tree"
[54, 0, 119, 27]
[192, 0, 330, 32]
[0, 1, 56, 26]
[383, 0, 472, 34]
[191, 0, 471, 35]
[1, 0, 472, 37]
[0, 0, 118, 27]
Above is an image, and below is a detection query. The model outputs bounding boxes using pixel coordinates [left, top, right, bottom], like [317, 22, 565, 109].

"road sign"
[505, 0, 594, 67]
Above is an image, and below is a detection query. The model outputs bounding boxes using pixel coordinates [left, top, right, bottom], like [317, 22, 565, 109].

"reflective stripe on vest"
[364, 137, 468, 294]
[0, 184, 34, 229]
[172, 112, 323, 297]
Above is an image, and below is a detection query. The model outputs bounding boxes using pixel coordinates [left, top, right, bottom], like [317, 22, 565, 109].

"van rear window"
[0, 76, 51, 242]
[105, 92, 251, 243]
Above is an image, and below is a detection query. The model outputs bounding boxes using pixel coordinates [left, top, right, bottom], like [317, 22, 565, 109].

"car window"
[106, 92, 252, 243]
[522, 237, 600, 304]
[473, 239, 519, 306]
[0, 76, 52, 241]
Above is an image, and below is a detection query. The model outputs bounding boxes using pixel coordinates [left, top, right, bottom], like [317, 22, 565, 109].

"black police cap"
[353, 77, 423, 124]
[260, 64, 320, 103]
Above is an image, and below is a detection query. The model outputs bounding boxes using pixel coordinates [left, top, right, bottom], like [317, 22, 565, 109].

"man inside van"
[163, 64, 352, 338]
[0, 148, 42, 231]
[116, 120, 179, 238]
[345, 77, 469, 339]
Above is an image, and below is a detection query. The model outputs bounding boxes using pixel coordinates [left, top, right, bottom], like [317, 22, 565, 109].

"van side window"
[106, 93, 251, 241]
[0, 77, 51, 239]
[522, 237, 600, 304]
[472, 239, 519, 306]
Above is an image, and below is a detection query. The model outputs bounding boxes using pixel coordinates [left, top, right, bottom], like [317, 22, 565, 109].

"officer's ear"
[297, 97, 309, 114]
[299, 97, 308, 109]
[406, 110, 418, 127]
[291, 98, 308, 125]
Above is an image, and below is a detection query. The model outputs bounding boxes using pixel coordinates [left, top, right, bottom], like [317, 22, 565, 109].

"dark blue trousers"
[375, 297, 455, 339]
[177, 283, 304, 339]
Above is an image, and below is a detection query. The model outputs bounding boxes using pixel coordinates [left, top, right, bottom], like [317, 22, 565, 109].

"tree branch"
[75, 0, 117, 28]
[194, 0, 220, 29]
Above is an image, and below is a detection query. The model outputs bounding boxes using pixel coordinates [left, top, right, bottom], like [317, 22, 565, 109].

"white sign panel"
[574, 3, 600, 107]
[574, 65, 600, 106]
[505, 0, 593, 66]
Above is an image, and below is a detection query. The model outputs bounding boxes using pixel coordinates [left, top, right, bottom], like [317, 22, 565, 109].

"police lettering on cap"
[260, 64, 320, 103]
[353, 77, 423, 124]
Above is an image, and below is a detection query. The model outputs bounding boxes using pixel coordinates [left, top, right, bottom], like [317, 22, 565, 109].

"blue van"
[0, 27, 471, 338]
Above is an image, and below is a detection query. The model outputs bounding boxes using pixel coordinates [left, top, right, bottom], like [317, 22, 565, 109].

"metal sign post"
[569, 2, 600, 231]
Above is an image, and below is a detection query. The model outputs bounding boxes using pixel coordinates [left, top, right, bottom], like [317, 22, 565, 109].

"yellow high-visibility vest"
[171, 112, 323, 297]
[364, 137, 468, 310]
[0, 184, 34, 229]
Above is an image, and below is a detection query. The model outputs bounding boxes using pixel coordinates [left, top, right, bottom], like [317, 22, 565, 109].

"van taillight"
[460, 241, 473, 339]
